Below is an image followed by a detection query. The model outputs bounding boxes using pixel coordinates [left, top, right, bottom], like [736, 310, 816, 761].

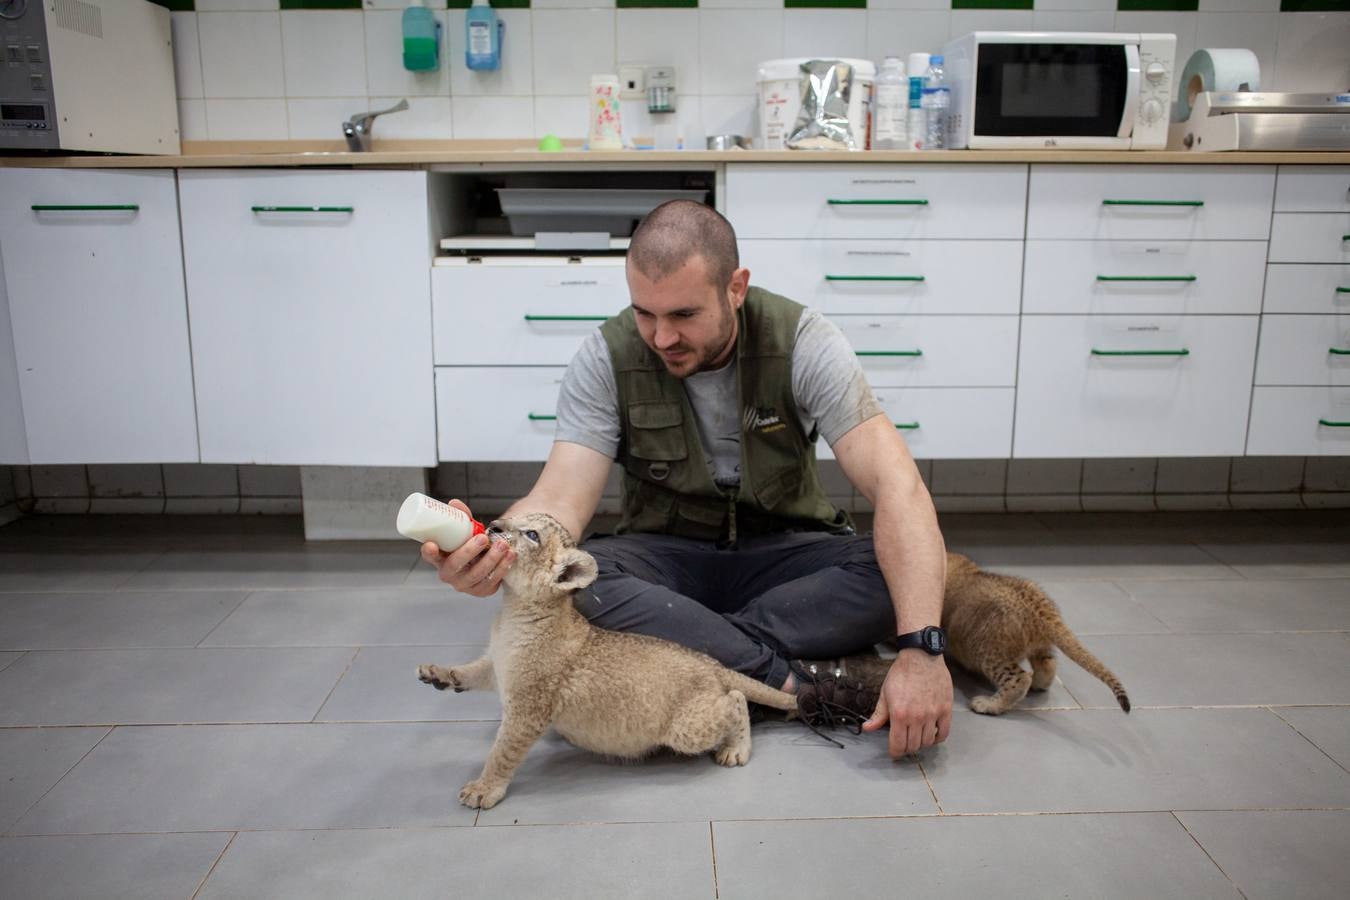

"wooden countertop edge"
[3, 142, 1349, 168]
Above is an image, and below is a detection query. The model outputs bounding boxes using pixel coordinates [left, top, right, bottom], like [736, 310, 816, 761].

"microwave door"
[1118, 44, 1142, 140]
[971, 43, 1132, 147]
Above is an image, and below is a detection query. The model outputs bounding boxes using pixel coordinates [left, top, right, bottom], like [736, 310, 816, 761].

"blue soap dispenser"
[402, 0, 440, 73]
[465, 0, 502, 72]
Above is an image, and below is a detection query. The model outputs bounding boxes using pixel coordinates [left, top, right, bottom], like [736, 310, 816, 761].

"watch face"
[923, 626, 947, 653]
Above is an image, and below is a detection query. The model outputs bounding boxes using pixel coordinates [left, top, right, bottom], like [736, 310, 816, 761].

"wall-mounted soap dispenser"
[466, 0, 503, 72]
[402, 0, 441, 73]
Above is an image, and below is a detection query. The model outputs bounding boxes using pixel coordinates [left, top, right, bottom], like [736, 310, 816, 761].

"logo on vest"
[745, 406, 786, 435]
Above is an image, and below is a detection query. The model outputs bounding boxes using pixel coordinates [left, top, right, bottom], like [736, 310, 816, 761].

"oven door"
[970, 42, 1139, 148]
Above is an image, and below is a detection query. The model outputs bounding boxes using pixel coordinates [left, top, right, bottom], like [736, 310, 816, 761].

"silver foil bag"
[787, 59, 854, 151]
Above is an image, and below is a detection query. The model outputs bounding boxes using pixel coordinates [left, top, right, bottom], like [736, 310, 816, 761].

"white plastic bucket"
[756, 58, 876, 150]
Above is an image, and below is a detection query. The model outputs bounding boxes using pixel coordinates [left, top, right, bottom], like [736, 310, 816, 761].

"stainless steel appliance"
[1169, 91, 1350, 152]
[942, 31, 1176, 150]
[1, 0, 179, 154]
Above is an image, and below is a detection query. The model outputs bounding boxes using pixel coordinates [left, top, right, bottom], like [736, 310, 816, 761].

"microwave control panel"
[0, 0, 59, 150]
[1132, 33, 1176, 149]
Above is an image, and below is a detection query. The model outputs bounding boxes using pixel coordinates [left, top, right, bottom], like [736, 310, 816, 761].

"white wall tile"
[198, 12, 285, 99]
[1195, 13, 1278, 95]
[178, 99, 208, 141]
[281, 11, 368, 99]
[620, 96, 704, 147]
[617, 10, 703, 96]
[449, 9, 534, 97]
[362, 0, 406, 10]
[700, 10, 784, 96]
[783, 10, 868, 62]
[1033, 0, 1114, 10]
[534, 0, 616, 8]
[452, 95, 534, 138]
[1114, 12, 1199, 81]
[1272, 12, 1350, 93]
[1200, 0, 1279, 12]
[198, 0, 279, 11]
[866, 11, 951, 69]
[207, 98, 289, 139]
[288, 97, 368, 141]
[700, 0, 778, 8]
[701, 94, 757, 143]
[950, 10, 1033, 40]
[1032, 11, 1117, 34]
[365, 10, 451, 99]
[869, 0, 950, 11]
[534, 95, 588, 140]
[368, 96, 453, 139]
[532, 10, 617, 97]
[171, 13, 204, 100]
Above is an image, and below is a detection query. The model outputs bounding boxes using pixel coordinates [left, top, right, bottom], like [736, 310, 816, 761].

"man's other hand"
[861, 651, 953, 758]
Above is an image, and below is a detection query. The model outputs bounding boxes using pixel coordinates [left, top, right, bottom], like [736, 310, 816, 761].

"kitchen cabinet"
[437, 367, 567, 462]
[178, 170, 434, 466]
[0, 249, 26, 465]
[0, 168, 198, 464]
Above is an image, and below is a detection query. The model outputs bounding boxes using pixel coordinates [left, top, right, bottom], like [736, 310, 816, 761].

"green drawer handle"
[523, 315, 609, 322]
[827, 199, 929, 206]
[856, 350, 923, 357]
[825, 275, 925, 282]
[1343, 235, 1350, 241]
[31, 204, 138, 211]
[251, 206, 354, 213]
[1336, 287, 1350, 293]
[1091, 348, 1190, 357]
[1102, 200, 1203, 207]
[1330, 348, 1350, 355]
[527, 413, 557, 421]
[1319, 419, 1350, 427]
[1096, 275, 1197, 283]
[894, 421, 920, 430]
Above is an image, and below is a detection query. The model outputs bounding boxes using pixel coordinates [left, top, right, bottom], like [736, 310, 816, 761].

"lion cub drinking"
[417, 512, 798, 810]
[943, 552, 1131, 716]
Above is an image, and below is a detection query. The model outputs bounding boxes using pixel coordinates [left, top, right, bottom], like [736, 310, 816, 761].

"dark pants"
[574, 531, 897, 690]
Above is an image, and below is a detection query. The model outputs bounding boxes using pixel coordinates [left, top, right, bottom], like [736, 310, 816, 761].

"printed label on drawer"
[1103, 319, 1181, 334]
[848, 177, 919, 186]
[1113, 245, 1185, 258]
[844, 249, 914, 258]
[551, 274, 613, 288]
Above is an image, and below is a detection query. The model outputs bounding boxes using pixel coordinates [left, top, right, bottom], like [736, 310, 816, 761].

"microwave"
[942, 32, 1176, 150]
[1, 0, 179, 155]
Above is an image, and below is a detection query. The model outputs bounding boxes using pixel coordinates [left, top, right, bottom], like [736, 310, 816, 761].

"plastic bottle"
[397, 492, 487, 550]
[905, 52, 929, 151]
[922, 54, 950, 150]
[871, 56, 907, 150]
[401, 0, 439, 73]
[465, 0, 502, 72]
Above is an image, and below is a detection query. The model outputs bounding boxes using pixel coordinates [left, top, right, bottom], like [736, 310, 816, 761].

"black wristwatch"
[896, 625, 947, 656]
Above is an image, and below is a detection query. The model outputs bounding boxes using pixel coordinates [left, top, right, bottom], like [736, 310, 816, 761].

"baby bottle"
[397, 492, 487, 549]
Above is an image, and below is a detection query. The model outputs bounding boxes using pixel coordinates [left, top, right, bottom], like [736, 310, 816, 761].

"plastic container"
[922, 54, 950, 150]
[906, 52, 929, 151]
[401, 0, 440, 73]
[587, 74, 624, 150]
[871, 56, 907, 150]
[397, 493, 487, 550]
[465, 0, 502, 72]
[756, 58, 876, 150]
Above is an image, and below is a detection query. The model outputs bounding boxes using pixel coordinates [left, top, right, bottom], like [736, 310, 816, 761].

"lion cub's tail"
[719, 669, 799, 713]
[1052, 623, 1131, 713]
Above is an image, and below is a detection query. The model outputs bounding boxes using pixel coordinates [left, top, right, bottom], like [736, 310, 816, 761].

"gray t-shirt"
[555, 307, 880, 490]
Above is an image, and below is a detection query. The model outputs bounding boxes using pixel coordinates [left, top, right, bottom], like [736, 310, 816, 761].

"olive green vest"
[600, 286, 852, 544]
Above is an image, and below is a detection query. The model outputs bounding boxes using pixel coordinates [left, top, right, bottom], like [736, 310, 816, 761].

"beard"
[660, 297, 738, 378]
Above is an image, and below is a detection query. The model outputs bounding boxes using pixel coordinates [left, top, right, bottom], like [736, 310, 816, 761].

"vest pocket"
[626, 402, 689, 463]
[753, 466, 804, 511]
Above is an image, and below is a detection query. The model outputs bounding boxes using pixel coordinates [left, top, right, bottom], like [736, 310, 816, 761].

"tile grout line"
[915, 757, 944, 815]
[1170, 811, 1251, 900]
[4, 724, 117, 836]
[310, 647, 363, 723]
[193, 591, 257, 649]
[708, 820, 720, 899]
[189, 831, 239, 900]
[1264, 705, 1350, 776]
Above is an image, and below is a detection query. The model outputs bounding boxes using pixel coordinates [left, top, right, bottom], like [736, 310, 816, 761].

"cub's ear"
[553, 547, 598, 592]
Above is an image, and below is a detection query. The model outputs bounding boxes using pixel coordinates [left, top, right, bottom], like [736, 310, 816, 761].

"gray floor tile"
[958, 543, 1237, 582]
[316, 646, 502, 722]
[0, 651, 21, 673]
[475, 721, 938, 826]
[15, 723, 489, 834]
[1275, 707, 1350, 771]
[121, 546, 418, 591]
[0, 727, 109, 830]
[0, 590, 248, 650]
[0, 833, 232, 900]
[0, 648, 356, 726]
[1038, 580, 1172, 634]
[198, 823, 714, 900]
[714, 814, 1239, 900]
[1119, 579, 1350, 633]
[950, 665, 1081, 710]
[1054, 633, 1350, 708]
[200, 588, 495, 647]
[924, 708, 1350, 814]
[1197, 542, 1350, 579]
[0, 551, 162, 592]
[1176, 811, 1350, 900]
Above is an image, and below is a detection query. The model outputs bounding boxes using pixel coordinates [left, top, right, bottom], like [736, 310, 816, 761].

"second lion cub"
[417, 512, 798, 810]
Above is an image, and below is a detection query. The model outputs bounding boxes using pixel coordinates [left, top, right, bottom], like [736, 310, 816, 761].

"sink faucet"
[343, 99, 409, 151]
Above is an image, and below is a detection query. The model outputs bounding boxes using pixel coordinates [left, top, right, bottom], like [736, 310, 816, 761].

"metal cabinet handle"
[527, 413, 557, 421]
[1096, 275, 1197, 282]
[523, 315, 608, 322]
[31, 204, 138, 212]
[825, 275, 925, 282]
[856, 350, 923, 357]
[827, 199, 929, 206]
[251, 206, 354, 213]
[1090, 348, 1190, 357]
[1102, 200, 1203, 207]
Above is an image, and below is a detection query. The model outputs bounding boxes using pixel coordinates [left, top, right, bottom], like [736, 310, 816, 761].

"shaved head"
[627, 200, 739, 291]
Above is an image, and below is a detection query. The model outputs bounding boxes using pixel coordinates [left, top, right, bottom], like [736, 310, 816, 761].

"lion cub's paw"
[714, 742, 751, 767]
[459, 778, 507, 810]
[417, 664, 463, 692]
[968, 696, 1008, 716]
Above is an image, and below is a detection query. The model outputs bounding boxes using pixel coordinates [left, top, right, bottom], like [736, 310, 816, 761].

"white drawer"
[1275, 166, 1350, 212]
[818, 387, 1014, 460]
[436, 367, 566, 461]
[725, 164, 1027, 239]
[1023, 240, 1266, 315]
[829, 315, 1019, 387]
[1255, 315, 1350, 386]
[1268, 213, 1350, 264]
[1026, 165, 1275, 240]
[1013, 315, 1259, 458]
[432, 259, 627, 365]
[1247, 387, 1350, 456]
[1263, 264, 1350, 313]
[740, 240, 1022, 315]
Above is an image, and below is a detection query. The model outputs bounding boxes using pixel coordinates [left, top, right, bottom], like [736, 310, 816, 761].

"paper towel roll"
[1174, 49, 1262, 122]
